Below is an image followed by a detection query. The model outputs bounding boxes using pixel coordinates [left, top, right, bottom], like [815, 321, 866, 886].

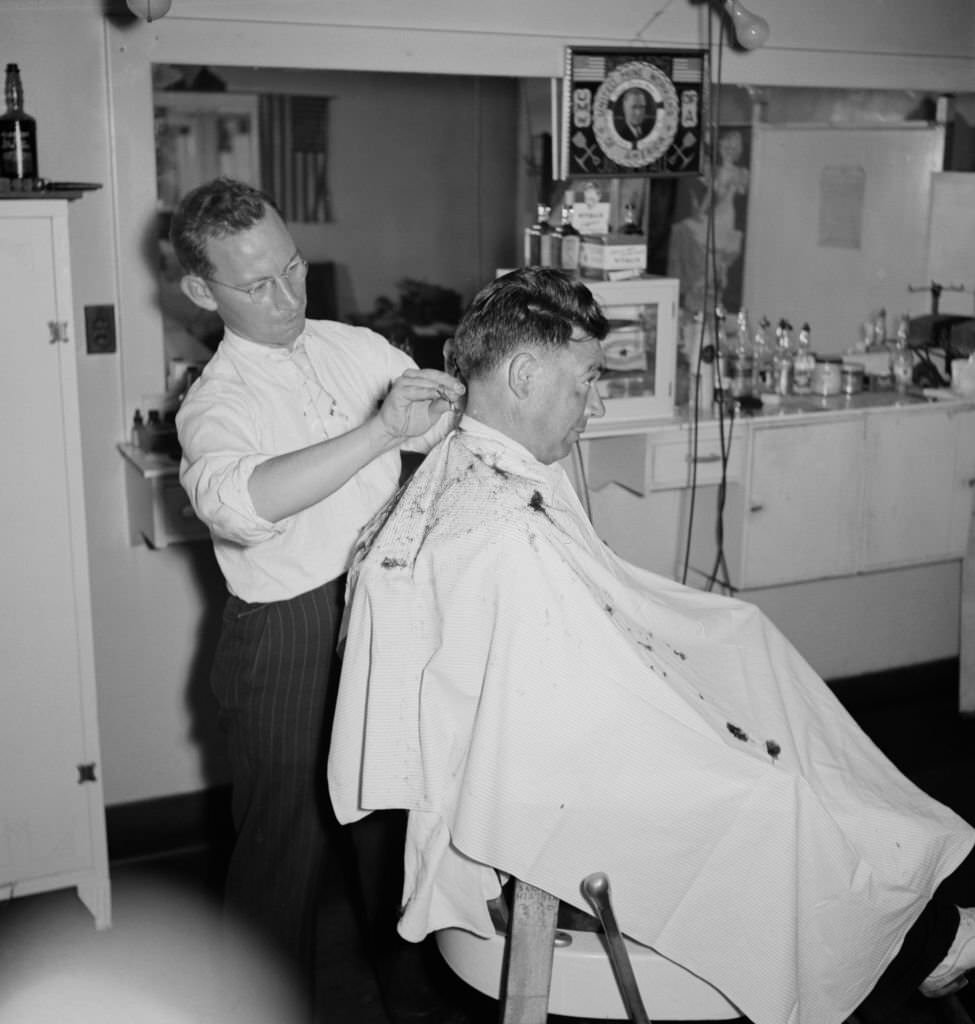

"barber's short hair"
[169, 176, 281, 279]
[451, 268, 609, 382]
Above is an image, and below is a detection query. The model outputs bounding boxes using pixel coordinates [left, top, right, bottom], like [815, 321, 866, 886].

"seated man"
[328, 267, 975, 1024]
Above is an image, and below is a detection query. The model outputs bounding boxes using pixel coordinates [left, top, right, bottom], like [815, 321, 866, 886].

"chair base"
[436, 925, 741, 1021]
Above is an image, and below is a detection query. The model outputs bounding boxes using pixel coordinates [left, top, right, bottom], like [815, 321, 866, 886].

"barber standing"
[171, 177, 463, 1018]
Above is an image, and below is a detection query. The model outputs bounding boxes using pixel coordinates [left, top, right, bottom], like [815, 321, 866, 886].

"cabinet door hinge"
[48, 320, 69, 344]
[77, 763, 97, 783]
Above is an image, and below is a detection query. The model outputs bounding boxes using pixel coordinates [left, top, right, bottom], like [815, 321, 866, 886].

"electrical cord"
[706, 399, 737, 593]
[679, 11, 737, 595]
[573, 17, 737, 589]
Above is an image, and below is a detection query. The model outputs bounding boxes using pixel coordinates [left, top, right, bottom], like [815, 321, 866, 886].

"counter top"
[581, 389, 973, 440]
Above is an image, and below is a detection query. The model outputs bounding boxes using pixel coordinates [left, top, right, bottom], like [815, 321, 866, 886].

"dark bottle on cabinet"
[130, 409, 145, 448]
[523, 203, 553, 267]
[1, 63, 38, 181]
[620, 203, 643, 235]
[553, 193, 581, 272]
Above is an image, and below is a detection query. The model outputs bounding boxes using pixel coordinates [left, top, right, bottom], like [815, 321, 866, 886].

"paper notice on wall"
[818, 165, 865, 249]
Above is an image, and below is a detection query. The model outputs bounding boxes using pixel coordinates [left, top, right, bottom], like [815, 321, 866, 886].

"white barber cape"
[328, 418, 975, 1024]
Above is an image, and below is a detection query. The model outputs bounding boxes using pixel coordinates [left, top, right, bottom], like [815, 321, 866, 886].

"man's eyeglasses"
[205, 254, 309, 304]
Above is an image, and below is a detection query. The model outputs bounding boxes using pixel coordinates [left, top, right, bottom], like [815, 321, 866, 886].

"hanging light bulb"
[723, 0, 770, 50]
[126, 0, 173, 22]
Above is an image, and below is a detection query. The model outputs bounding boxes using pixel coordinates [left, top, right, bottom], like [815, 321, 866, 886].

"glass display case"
[587, 276, 679, 426]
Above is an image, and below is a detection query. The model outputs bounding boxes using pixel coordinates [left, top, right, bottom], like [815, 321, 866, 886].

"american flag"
[672, 56, 704, 83]
[259, 94, 332, 223]
[571, 54, 607, 81]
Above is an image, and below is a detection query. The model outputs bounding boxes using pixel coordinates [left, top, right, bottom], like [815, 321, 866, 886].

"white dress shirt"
[329, 417, 975, 1024]
[177, 319, 449, 603]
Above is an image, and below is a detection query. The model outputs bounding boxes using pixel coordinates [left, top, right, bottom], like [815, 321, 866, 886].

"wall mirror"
[152, 63, 555, 377]
[150, 61, 975, 384]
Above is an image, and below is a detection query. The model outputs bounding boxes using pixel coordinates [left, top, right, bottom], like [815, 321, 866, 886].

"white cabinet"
[0, 200, 111, 928]
[739, 404, 975, 590]
[740, 417, 862, 588]
[862, 407, 975, 570]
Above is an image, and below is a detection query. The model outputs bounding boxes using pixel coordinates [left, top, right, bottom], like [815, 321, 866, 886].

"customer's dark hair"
[169, 176, 281, 279]
[451, 268, 609, 382]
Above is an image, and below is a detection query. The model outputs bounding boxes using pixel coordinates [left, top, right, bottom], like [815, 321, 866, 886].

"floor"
[2, 664, 975, 1024]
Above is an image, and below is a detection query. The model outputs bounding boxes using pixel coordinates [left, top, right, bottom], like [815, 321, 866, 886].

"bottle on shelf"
[727, 308, 754, 399]
[890, 314, 914, 392]
[871, 308, 887, 350]
[747, 313, 772, 395]
[772, 319, 795, 396]
[145, 408, 162, 450]
[523, 203, 552, 267]
[130, 409, 145, 449]
[1, 63, 38, 182]
[793, 322, 816, 395]
[553, 192, 581, 273]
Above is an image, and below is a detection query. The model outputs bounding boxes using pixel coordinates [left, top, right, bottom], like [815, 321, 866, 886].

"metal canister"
[841, 362, 865, 395]
[811, 357, 843, 396]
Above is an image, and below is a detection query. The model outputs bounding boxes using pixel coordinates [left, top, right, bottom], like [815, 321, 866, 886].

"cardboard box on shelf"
[580, 234, 647, 280]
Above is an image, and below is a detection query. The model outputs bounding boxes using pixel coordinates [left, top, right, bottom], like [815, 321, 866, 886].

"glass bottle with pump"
[793, 322, 816, 395]
[553, 193, 581, 273]
[772, 319, 795, 396]
[727, 308, 754, 399]
[749, 313, 774, 395]
[523, 203, 552, 267]
[1, 63, 38, 181]
[890, 314, 914, 392]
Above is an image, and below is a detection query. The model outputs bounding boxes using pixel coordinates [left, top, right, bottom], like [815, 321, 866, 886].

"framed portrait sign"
[561, 47, 708, 179]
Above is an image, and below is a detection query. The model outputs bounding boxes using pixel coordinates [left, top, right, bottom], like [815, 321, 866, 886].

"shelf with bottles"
[586, 276, 679, 424]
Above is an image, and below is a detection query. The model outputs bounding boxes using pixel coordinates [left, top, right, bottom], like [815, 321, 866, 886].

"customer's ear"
[508, 351, 539, 400]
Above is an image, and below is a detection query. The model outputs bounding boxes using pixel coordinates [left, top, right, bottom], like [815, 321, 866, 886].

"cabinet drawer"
[650, 433, 744, 490]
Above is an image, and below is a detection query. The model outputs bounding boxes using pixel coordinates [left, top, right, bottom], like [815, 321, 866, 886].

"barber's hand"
[379, 368, 466, 439]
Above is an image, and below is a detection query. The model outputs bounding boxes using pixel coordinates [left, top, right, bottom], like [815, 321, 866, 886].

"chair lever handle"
[581, 872, 652, 1024]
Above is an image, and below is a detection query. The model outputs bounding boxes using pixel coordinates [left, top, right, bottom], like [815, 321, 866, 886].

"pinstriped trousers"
[210, 576, 345, 999]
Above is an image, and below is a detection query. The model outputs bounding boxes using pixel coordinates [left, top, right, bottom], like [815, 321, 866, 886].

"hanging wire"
[678, 5, 737, 595]
[680, 9, 719, 585]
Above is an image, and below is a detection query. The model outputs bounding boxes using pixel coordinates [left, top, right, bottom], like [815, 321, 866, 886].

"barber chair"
[439, 876, 975, 1024]
[436, 873, 741, 1023]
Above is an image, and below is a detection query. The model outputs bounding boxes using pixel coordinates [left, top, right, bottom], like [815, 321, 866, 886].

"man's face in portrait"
[622, 89, 648, 134]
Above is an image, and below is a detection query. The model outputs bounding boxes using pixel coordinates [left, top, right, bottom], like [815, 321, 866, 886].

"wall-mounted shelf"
[118, 443, 209, 549]
[0, 182, 101, 201]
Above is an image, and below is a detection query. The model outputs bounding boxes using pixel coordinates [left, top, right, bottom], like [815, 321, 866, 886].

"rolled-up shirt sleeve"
[177, 382, 287, 546]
